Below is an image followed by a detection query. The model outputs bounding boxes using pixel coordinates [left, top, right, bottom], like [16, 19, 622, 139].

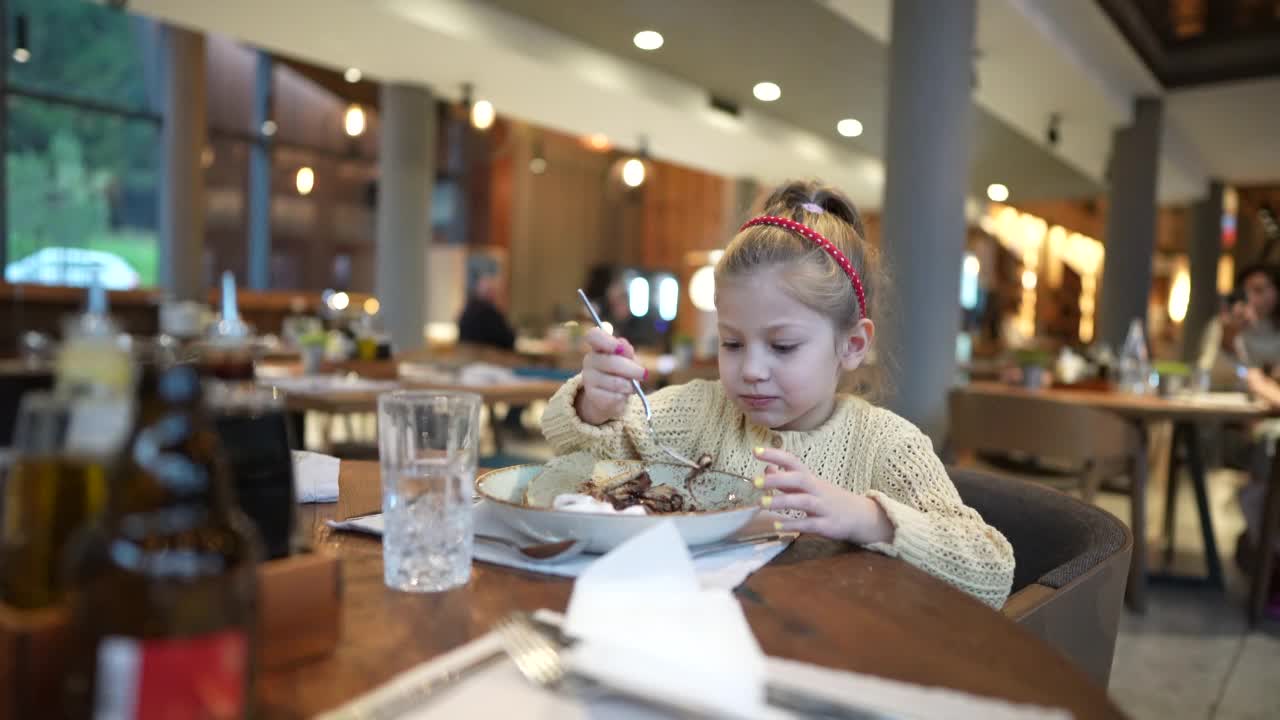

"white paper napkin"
[261, 374, 399, 395]
[326, 502, 792, 591]
[562, 521, 768, 718]
[318, 608, 1075, 720]
[293, 450, 340, 503]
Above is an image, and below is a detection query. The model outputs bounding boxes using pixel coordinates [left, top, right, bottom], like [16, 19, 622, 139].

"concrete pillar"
[247, 51, 273, 290]
[1183, 181, 1224, 362]
[879, 0, 976, 444]
[158, 26, 207, 300]
[375, 83, 436, 352]
[1097, 98, 1163, 350]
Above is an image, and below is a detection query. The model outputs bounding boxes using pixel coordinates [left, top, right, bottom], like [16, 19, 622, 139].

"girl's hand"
[575, 327, 647, 426]
[753, 447, 894, 545]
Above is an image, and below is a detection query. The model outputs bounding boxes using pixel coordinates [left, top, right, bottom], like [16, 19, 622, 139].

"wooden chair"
[948, 388, 1151, 609]
[951, 467, 1133, 688]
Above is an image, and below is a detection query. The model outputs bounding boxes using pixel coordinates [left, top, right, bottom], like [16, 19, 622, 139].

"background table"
[261, 461, 1126, 719]
[957, 382, 1276, 620]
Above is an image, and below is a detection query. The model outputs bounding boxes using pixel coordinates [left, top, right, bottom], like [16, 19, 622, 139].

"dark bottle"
[63, 361, 262, 719]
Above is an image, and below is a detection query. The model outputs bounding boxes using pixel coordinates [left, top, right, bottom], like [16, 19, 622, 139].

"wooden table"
[260, 373, 562, 456]
[261, 461, 1127, 719]
[958, 382, 1278, 622]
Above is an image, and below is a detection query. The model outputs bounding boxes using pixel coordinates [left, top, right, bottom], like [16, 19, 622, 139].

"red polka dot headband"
[738, 215, 868, 321]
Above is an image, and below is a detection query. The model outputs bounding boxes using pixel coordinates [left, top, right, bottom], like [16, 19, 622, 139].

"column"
[376, 83, 436, 352]
[1182, 180, 1224, 362]
[247, 51, 273, 290]
[1096, 98, 1163, 350]
[879, 0, 976, 444]
[158, 26, 207, 301]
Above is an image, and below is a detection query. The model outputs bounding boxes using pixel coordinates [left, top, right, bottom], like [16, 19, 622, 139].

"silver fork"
[512, 613, 907, 720]
[576, 288, 699, 469]
[495, 612, 722, 718]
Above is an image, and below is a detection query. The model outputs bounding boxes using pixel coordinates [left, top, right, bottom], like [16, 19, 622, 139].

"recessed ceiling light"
[752, 82, 781, 102]
[837, 118, 863, 137]
[987, 183, 1009, 202]
[633, 30, 664, 51]
[344, 67, 362, 83]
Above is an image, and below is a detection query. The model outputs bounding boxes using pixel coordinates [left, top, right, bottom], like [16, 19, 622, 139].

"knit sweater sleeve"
[540, 375, 721, 463]
[861, 419, 1015, 609]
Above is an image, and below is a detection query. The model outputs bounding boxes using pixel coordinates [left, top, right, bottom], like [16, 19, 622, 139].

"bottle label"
[93, 630, 248, 720]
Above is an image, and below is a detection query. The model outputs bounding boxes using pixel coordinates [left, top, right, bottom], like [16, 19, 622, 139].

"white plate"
[476, 463, 764, 553]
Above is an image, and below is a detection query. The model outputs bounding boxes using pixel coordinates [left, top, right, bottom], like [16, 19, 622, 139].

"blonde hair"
[716, 181, 881, 332]
[714, 181, 890, 397]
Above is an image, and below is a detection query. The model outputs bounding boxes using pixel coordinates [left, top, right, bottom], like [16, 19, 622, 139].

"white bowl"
[476, 463, 763, 553]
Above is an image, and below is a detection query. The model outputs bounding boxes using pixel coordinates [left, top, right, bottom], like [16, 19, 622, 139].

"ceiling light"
[752, 82, 781, 102]
[837, 118, 863, 137]
[622, 158, 646, 188]
[344, 104, 366, 137]
[987, 183, 1009, 202]
[295, 166, 315, 196]
[633, 30, 664, 51]
[261, 120, 277, 137]
[330, 291, 349, 311]
[584, 133, 611, 152]
[344, 67, 362, 83]
[363, 297, 380, 315]
[470, 99, 495, 130]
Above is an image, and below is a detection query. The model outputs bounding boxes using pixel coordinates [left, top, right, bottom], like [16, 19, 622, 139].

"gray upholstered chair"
[948, 388, 1151, 610]
[950, 467, 1132, 689]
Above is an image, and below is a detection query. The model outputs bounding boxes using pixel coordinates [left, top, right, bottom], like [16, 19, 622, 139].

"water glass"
[377, 390, 483, 593]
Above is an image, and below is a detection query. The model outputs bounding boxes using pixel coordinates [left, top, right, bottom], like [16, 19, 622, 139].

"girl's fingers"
[586, 368, 634, 392]
[762, 491, 823, 516]
[773, 517, 825, 535]
[757, 470, 814, 494]
[584, 353, 647, 382]
[584, 328, 638, 360]
[752, 447, 806, 473]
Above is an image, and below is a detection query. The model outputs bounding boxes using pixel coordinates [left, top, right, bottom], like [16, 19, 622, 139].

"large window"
[2, 0, 386, 293]
[3, 0, 161, 288]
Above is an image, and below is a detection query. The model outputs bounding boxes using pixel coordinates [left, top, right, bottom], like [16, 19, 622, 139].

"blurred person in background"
[1198, 265, 1280, 385]
[458, 255, 515, 352]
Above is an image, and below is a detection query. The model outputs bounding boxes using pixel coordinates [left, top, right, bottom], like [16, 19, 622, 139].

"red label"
[94, 630, 248, 720]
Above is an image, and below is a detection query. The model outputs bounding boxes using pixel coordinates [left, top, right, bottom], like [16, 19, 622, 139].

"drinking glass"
[377, 390, 482, 592]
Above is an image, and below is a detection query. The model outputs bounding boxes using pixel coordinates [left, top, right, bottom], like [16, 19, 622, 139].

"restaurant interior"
[2, 0, 1279, 718]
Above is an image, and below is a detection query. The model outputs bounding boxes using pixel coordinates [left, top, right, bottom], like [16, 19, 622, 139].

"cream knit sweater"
[541, 376, 1015, 608]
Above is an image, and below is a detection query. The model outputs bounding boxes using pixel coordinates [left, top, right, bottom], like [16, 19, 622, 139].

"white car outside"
[4, 247, 141, 289]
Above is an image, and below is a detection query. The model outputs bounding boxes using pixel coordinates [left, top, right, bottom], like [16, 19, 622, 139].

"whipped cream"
[551, 493, 648, 516]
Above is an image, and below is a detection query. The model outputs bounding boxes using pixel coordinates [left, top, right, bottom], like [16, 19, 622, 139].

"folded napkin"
[293, 450, 340, 503]
[326, 502, 792, 591]
[262, 374, 399, 395]
[562, 521, 768, 718]
[458, 362, 520, 387]
[319, 603, 1073, 720]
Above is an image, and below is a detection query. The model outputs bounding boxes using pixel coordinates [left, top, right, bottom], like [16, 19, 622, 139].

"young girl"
[541, 181, 1015, 608]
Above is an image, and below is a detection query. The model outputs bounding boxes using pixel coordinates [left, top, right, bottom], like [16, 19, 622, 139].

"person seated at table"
[541, 181, 1015, 608]
[1197, 264, 1280, 386]
[458, 257, 525, 431]
[458, 257, 516, 352]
